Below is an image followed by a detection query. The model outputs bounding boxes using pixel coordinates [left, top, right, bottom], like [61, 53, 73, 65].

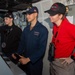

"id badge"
[2, 42, 6, 48]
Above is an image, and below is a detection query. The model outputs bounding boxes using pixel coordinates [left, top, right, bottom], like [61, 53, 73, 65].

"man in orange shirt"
[45, 2, 75, 75]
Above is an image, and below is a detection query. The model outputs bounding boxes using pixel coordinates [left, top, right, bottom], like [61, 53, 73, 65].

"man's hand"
[61, 57, 74, 66]
[19, 56, 30, 65]
[12, 54, 17, 59]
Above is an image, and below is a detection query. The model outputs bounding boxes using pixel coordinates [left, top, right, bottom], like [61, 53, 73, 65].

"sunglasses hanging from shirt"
[48, 24, 62, 62]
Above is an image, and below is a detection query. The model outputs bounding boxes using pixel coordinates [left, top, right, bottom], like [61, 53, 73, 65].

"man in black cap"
[45, 2, 75, 75]
[12, 6, 48, 75]
[0, 12, 22, 62]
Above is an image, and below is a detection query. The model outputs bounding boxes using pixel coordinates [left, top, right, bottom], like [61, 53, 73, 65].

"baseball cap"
[45, 2, 66, 16]
[4, 13, 13, 18]
[23, 6, 38, 14]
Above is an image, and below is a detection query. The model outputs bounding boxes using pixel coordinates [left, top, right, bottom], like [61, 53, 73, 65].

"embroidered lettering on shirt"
[34, 31, 39, 36]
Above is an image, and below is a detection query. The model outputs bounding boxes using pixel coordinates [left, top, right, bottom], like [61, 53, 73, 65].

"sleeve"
[17, 30, 25, 55]
[16, 28, 22, 40]
[68, 24, 75, 39]
[69, 24, 75, 57]
[12, 27, 22, 51]
[29, 27, 48, 63]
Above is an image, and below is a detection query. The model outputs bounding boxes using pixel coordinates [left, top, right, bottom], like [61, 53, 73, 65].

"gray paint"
[68, 4, 75, 24]
[0, 56, 14, 75]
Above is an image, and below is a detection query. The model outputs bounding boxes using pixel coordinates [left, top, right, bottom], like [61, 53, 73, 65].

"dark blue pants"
[19, 60, 43, 75]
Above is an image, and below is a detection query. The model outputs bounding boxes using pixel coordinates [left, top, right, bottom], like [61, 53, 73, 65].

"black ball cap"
[4, 13, 13, 18]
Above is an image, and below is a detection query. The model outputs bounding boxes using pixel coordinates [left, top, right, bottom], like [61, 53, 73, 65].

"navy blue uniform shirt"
[18, 21, 48, 63]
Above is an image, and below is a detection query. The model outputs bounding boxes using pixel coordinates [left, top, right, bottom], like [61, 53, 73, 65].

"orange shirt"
[52, 18, 75, 58]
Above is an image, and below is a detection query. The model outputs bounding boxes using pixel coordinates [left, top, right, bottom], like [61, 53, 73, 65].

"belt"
[54, 58, 67, 62]
[54, 57, 74, 66]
